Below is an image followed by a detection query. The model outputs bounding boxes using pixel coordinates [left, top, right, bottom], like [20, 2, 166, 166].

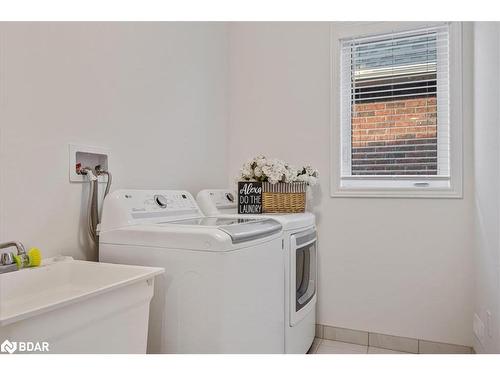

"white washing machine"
[197, 189, 317, 354]
[99, 189, 285, 354]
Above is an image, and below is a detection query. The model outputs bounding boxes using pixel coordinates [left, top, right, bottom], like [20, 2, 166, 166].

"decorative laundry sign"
[238, 182, 262, 214]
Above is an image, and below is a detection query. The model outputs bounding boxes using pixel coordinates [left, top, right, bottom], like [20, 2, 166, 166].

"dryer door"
[290, 228, 317, 326]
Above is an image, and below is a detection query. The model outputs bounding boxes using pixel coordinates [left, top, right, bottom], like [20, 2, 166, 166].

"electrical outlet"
[473, 313, 485, 343]
[486, 310, 492, 337]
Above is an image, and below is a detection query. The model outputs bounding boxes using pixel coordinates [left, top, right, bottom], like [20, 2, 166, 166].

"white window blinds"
[340, 25, 450, 178]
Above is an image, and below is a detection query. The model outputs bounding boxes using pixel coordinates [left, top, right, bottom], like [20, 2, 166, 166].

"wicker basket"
[262, 182, 306, 213]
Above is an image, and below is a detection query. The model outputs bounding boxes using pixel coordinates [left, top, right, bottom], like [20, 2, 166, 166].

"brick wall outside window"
[351, 96, 438, 175]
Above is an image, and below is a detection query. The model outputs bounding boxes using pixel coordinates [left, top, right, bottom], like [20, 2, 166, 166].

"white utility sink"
[0, 256, 163, 354]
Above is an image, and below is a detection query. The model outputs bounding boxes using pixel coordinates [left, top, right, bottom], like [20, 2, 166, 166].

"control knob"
[154, 194, 168, 208]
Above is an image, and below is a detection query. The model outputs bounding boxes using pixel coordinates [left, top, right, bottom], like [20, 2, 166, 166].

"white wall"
[228, 22, 474, 346]
[0, 22, 229, 261]
[472, 22, 500, 353]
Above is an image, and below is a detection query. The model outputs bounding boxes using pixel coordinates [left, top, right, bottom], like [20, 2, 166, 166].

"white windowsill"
[332, 175, 462, 198]
[331, 182, 462, 199]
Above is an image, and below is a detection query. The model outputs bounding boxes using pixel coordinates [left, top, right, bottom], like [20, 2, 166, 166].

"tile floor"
[308, 338, 410, 354]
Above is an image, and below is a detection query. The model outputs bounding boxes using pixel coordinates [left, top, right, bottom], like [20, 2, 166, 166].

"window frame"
[330, 22, 463, 198]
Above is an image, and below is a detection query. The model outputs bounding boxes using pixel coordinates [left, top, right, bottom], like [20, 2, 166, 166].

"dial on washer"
[154, 194, 168, 208]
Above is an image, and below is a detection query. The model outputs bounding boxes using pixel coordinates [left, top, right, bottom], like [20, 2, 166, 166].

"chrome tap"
[0, 241, 26, 256]
[0, 241, 26, 273]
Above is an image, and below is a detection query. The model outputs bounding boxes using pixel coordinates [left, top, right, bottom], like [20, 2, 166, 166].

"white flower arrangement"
[239, 155, 319, 186]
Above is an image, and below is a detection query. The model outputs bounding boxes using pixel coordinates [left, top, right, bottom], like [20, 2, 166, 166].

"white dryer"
[196, 189, 317, 354]
[99, 189, 285, 354]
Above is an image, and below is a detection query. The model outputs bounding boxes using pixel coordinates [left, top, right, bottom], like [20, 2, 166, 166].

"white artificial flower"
[262, 164, 275, 181]
[284, 164, 299, 183]
[296, 174, 310, 184]
[255, 155, 267, 167]
[262, 158, 286, 184]
[240, 160, 255, 180]
[304, 165, 319, 178]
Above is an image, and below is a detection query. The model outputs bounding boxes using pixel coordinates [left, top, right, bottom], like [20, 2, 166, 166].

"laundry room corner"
[0, 22, 231, 261]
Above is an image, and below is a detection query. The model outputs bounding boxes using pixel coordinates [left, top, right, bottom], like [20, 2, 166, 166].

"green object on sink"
[14, 248, 42, 269]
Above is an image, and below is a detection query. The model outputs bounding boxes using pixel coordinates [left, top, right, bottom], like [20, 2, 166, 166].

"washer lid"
[211, 212, 315, 231]
[168, 217, 282, 244]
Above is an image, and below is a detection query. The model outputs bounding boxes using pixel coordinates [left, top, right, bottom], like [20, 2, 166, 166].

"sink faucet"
[0, 241, 26, 256]
[0, 241, 26, 265]
[0, 241, 26, 272]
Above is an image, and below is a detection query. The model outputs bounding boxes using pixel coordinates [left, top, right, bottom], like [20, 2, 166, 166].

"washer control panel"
[101, 189, 203, 230]
[209, 190, 237, 209]
[133, 191, 196, 211]
[114, 190, 201, 221]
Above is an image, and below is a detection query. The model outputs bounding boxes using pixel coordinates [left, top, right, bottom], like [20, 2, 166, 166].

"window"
[331, 23, 463, 198]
